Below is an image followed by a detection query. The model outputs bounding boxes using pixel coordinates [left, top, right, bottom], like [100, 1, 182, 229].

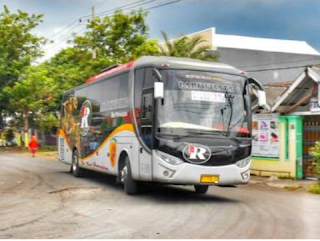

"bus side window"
[141, 93, 153, 120]
[134, 69, 145, 125]
[140, 68, 157, 149]
[141, 91, 153, 149]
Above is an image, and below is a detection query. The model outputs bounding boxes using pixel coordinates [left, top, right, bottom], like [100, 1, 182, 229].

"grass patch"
[0, 146, 57, 152]
[284, 185, 302, 191]
[308, 182, 320, 194]
[38, 146, 57, 152]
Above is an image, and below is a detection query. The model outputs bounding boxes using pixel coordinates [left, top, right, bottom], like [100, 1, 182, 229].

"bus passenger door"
[139, 89, 153, 181]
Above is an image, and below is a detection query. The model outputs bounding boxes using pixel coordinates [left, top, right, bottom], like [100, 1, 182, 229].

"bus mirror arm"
[152, 68, 163, 82]
[248, 77, 267, 108]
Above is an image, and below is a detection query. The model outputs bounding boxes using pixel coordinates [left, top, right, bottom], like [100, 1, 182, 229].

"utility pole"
[91, 6, 97, 59]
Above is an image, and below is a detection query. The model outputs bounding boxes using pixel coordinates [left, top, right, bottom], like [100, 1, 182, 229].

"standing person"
[29, 135, 39, 157]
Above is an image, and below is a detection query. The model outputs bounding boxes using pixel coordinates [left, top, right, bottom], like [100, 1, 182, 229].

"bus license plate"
[200, 175, 219, 183]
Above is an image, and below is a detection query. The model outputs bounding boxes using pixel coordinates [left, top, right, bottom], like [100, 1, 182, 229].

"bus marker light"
[161, 63, 170, 67]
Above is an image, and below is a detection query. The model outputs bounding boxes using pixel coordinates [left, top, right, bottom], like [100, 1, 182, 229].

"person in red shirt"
[29, 135, 39, 157]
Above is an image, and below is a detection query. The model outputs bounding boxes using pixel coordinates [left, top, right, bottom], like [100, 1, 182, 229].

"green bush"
[308, 141, 320, 176]
[308, 183, 320, 194]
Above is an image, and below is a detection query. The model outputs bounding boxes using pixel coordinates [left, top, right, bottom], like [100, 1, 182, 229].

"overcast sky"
[1, 0, 320, 61]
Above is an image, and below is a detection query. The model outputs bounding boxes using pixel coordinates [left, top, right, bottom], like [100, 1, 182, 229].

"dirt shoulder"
[0, 147, 58, 159]
[250, 175, 318, 193]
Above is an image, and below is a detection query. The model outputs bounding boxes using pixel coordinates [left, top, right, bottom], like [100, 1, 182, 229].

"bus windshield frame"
[156, 69, 251, 139]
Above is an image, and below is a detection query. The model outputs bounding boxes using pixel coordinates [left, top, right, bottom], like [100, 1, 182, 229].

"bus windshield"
[157, 69, 251, 138]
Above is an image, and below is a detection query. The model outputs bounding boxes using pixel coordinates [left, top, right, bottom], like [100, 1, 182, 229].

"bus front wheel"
[121, 157, 138, 195]
[194, 185, 209, 194]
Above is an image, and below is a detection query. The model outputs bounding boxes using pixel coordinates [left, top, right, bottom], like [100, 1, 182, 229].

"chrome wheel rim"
[73, 155, 77, 172]
[120, 166, 127, 183]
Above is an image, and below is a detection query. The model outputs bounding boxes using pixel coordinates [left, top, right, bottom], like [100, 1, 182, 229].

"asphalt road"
[0, 153, 319, 239]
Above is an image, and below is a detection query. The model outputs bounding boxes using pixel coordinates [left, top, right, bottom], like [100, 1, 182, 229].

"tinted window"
[144, 68, 158, 89]
[101, 75, 120, 103]
[134, 69, 145, 126]
[119, 72, 129, 99]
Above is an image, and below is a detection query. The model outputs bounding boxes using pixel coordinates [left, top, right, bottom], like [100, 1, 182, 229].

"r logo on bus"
[189, 145, 206, 159]
[81, 106, 90, 128]
[80, 100, 92, 135]
[183, 144, 211, 164]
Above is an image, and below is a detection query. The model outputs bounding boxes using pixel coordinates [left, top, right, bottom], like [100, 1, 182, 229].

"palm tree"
[158, 31, 218, 61]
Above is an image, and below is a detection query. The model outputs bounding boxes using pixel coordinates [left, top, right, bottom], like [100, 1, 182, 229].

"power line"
[44, 0, 156, 49]
[80, 0, 181, 20]
[42, 1, 112, 41]
[84, 0, 147, 18]
[44, 19, 79, 41]
[43, 24, 85, 52]
[42, 0, 182, 56]
[145, 0, 181, 10]
[245, 64, 320, 73]
[239, 56, 320, 70]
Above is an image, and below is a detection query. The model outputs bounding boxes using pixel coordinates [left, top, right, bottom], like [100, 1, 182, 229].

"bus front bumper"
[152, 151, 251, 185]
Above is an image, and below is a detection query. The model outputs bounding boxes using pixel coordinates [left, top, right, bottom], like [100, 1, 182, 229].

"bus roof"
[134, 56, 243, 75]
[85, 56, 244, 84]
[86, 61, 134, 83]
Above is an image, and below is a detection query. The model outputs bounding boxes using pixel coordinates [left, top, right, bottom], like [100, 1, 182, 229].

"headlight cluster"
[236, 158, 250, 168]
[155, 150, 184, 165]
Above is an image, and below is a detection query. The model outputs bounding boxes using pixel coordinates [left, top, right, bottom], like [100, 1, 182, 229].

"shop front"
[251, 67, 320, 179]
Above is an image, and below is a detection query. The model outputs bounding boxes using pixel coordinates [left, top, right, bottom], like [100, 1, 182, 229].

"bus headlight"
[236, 158, 250, 168]
[155, 150, 184, 165]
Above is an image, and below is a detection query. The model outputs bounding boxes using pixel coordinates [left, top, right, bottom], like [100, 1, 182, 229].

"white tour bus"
[58, 56, 266, 195]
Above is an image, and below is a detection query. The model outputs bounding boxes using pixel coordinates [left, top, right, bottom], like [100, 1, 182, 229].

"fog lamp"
[241, 170, 250, 180]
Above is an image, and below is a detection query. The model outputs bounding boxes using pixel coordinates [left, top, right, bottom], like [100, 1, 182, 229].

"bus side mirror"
[154, 82, 164, 99]
[257, 90, 267, 107]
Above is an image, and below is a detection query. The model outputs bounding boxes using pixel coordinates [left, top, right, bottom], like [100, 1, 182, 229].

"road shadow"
[61, 170, 238, 204]
[60, 169, 123, 192]
[136, 184, 239, 204]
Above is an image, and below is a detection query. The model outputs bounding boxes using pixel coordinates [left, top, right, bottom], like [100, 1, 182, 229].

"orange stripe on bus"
[80, 123, 134, 162]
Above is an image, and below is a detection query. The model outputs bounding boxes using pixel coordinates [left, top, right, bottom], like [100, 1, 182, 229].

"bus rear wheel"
[194, 185, 209, 194]
[72, 151, 85, 178]
[121, 157, 138, 195]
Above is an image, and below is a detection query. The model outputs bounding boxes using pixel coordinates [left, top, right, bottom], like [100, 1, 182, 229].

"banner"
[252, 114, 280, 158]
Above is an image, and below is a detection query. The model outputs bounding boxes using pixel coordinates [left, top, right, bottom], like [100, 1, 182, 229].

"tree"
[0, 6, 46, 128]
[3, 66, 55, 134]
[71, 9, 159, 63]
[40, 9, 160, 127]
[158, 31, 218, 61]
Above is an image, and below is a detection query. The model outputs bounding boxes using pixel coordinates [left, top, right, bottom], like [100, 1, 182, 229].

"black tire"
[194, 185, 209, 194]
[72, 150, 85, 178]
[121, 157, 138, 195]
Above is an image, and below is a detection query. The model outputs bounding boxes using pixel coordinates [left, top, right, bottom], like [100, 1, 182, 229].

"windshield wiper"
[225, 92, 235, 136]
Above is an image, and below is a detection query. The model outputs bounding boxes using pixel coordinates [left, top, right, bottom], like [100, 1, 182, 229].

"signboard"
[252, 114, 280, 158]
[310, 97, 320, 112]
